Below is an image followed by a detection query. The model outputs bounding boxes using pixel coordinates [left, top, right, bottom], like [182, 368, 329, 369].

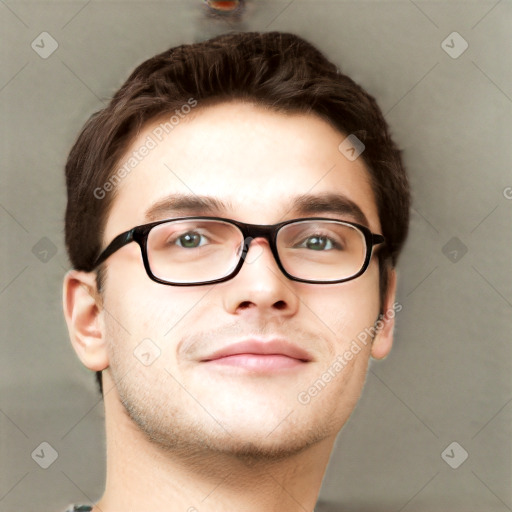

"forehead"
[103, 101, 380, 240]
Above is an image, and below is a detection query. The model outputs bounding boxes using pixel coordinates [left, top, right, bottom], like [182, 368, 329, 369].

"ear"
[63, 270, 109, 372]
[371, 268, 398, 360]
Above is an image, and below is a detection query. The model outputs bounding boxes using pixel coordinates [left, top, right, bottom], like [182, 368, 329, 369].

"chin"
[139, 412, 334, 463]
[210, 427, 330, 463]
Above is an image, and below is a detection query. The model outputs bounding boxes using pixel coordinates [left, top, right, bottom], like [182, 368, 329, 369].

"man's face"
[99, 101, 389, 458]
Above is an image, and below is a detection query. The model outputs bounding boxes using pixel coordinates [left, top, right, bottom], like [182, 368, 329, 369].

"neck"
[94, 378, 334, 512]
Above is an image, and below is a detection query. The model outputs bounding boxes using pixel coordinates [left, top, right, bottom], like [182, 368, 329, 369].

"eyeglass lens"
[146, 219, 367, 284]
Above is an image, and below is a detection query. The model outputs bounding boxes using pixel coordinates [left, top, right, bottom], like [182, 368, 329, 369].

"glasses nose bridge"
[239, 223, 277, 251]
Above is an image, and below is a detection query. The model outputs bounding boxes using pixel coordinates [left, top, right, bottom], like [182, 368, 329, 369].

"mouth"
[201, 339, 312, 372]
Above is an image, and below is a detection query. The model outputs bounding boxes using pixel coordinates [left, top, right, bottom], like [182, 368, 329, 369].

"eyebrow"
[144, 194, 230, 221]
[289, 193, 369, 227]
[144, 192, 369, 227]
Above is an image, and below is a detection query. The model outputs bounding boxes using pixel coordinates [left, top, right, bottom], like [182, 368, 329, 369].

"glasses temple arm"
[92, 230, 135, 268]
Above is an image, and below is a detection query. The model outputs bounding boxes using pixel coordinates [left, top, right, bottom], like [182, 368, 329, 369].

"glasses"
[93, 217, 385, 286]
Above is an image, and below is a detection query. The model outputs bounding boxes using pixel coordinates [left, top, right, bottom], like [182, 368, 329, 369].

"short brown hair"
[65, 31, 410, 393]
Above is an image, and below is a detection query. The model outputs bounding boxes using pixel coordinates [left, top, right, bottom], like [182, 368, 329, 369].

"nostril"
[273, 300, 287, 310]
[236, 300, 288, 312]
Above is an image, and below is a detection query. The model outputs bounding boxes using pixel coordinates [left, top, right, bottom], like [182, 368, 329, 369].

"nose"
[222, 237, 300, 317]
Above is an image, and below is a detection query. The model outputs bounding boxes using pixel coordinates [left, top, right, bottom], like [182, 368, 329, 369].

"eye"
[297, 234, 340, 251]
[175, 231, 208, 248]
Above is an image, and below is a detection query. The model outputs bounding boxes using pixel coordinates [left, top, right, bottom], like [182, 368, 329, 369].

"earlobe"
[63, 270, 109, 372]
[371, 268, 398, 360]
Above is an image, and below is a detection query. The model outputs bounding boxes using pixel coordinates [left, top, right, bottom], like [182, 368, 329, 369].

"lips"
[201, 339, 312, 363]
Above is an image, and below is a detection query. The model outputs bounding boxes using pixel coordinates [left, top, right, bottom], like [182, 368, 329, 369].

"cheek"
[102, 283, 207, 395]
[102, 267, 208, 360]
[302, 262, 381, 347]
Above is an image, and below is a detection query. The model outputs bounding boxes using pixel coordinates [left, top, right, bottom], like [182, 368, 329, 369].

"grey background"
[1, 1, 511, 511]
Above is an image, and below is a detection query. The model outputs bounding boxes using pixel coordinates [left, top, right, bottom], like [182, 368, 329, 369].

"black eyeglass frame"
[92, 216, 385, 286]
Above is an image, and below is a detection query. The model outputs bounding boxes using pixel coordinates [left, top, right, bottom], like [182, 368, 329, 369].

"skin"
[63, 101, 397, 512]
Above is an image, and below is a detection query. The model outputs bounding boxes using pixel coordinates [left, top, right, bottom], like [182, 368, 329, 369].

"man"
[63, 31, 409, 512]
